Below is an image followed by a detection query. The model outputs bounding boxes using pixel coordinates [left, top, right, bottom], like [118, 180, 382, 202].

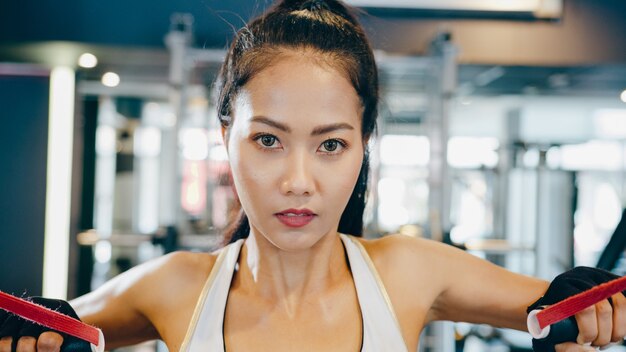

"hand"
[555, 291, 626, 351]
[0, 297, 91, 352]
[529, 267, 626, 352]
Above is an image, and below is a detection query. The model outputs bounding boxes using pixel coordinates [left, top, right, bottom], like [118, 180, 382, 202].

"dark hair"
[216, 0, 378, 244]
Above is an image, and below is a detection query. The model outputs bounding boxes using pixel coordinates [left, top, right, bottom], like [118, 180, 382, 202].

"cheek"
[328, 152, 364, 202]
[228, 140, 277, 208]
[235, 161, 271, 194]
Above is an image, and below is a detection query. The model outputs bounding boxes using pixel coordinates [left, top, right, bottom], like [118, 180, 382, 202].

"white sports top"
[180, 234, 408, 352]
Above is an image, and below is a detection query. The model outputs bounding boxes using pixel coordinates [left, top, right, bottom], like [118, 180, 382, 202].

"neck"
[235, 229, 349, 316]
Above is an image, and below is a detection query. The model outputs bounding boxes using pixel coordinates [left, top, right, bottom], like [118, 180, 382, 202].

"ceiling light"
[620, 89, 626, 103]
[344, 0, 562, 19]
[78, 53, 98, 68]
[101, 72, 120, 87]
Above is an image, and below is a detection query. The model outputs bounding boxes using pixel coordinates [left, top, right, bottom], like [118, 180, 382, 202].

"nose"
[280, 150, 316, 197]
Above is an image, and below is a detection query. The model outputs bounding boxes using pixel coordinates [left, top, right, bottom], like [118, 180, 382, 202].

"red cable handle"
[3, 275, 624, 347]
[0, 291, 100, 346]
[536, 275, 626, 329]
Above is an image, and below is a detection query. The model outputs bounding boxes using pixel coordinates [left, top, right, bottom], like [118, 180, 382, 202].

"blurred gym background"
[1, 0, 626, 351]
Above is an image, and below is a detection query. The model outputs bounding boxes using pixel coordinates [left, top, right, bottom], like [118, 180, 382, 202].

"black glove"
[0, 296, 92, 352]
[527, 266, 624, 352]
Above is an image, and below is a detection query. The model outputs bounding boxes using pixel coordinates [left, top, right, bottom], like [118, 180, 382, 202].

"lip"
[275, 208, 317, 228]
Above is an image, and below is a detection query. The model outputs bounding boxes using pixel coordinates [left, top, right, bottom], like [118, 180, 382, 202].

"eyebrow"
[251, 116, 355, 136]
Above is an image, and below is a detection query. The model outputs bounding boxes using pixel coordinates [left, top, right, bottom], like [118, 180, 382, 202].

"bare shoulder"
[355, 233, 458, 270]
[350, 234, 458, 347]
[354, 234, 548, 331]
[131, 250, 220, 347]
[86, 250, 220, 317]
[353, 233, 504, 299]
[354, 234, 464, 298]
[74, 249, 220, 349]
[149, 250, 218, 282]
[131, 250, 219, 310]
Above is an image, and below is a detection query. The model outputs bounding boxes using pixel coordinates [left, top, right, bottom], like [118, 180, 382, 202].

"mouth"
[274, 208, 317, 228]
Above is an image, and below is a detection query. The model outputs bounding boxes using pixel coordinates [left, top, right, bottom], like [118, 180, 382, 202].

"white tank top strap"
[339, 233, 408, 352]
[182, 235, 407, 352]
[180, 239, 244, 351]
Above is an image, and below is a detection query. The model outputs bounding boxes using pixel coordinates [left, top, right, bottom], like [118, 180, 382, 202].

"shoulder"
[353, 234, 490, 295]
[144, 249, 218, 289]
[73, 249, 222, 348]
[124, 250, 220, 315]
[350, 234, 449, 298]
[342, 234, 462, 346]
[353, 234, 548, 328]
[353, 234, 460, 271]
[351, 234, 470, 312]
[153, 250, 219, 279]
[133, 250, 222, 339]
[91, 250, 219, 298]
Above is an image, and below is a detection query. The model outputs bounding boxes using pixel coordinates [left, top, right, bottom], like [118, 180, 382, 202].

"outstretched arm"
[73, 250, 216, 350]
[420, 238, 548, 330]
[370, 234, 548, 330]
[391, 235, 626, 350]
[0, 251, 216, 351]
[362, 233, 549, 351]
[70, 256, 165, 349]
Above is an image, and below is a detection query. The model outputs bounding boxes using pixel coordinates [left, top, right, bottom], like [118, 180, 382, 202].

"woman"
[1, 1, 624, 351]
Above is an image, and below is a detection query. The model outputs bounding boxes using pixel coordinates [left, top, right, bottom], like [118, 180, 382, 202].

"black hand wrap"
[527, 266, 624, 352]
[0, 296, 92, 352]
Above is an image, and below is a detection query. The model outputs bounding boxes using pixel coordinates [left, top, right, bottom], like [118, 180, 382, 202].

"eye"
[260, 135, 276, 147]
[323, 140, 338, 152]
[253, 133, 281, 149]
[319, 139, 347, 154]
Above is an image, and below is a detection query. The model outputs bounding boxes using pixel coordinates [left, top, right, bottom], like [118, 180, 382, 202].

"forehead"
[235, 54, 362, 128]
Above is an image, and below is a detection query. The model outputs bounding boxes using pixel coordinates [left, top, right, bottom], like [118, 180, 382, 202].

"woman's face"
[225, 53, 364, 251]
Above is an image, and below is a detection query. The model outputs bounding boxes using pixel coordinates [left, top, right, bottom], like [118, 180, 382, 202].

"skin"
[2, 50, 626, 352]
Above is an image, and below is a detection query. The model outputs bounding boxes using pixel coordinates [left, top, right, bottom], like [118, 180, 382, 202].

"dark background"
[0, 74, 49, 295]
[1, 0, 626, 65]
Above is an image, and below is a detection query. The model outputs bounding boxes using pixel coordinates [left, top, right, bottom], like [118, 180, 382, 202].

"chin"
[261, 227, 329, 252]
